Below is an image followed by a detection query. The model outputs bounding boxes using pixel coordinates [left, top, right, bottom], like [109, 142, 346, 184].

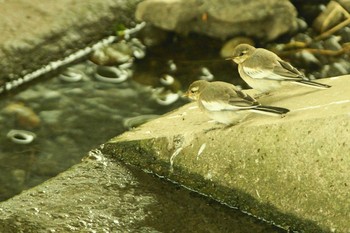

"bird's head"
[184, 80, 209, 100]
[227, 43, 255, 64]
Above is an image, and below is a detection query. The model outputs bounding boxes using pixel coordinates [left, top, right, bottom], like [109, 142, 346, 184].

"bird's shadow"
[257, 89, 324, 105]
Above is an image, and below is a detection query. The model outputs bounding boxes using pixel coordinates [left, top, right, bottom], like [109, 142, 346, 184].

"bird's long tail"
[293, 80, 331, 89]
[251, 105, 290, 116]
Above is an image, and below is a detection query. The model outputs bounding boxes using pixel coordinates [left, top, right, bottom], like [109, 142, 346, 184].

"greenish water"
[0, 61, 185, 201]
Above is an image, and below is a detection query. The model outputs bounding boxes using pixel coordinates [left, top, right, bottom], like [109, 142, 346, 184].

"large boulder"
[136, 0, 298, 41]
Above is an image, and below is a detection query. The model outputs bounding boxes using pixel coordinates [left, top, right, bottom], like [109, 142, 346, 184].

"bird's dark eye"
[190, 87, 199, 94]
[239, 51, 246, 56]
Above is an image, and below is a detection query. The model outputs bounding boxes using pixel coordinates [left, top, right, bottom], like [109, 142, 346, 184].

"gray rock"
[136, 0, 298, 41]
[0, 0, 141, 85]
[296, 50, 321, 66]
[323, 36, 342, 50]
[137, 25, 170, 47]
[322, 61, 350, 77]
[292, 33, 313, 44]
[338, 26, 350, 43]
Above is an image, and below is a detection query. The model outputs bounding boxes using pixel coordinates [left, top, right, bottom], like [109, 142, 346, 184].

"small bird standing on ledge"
[228, 44, 331, 93]
[185, 80, 289, 125]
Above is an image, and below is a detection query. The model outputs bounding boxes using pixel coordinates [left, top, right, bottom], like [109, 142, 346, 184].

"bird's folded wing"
[273, 60, 304, 79]
[243, 64, 301, 81]
[201, 98, 255, 111]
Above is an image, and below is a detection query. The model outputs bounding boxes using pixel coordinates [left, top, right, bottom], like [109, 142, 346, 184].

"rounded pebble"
[160, 75, 175, 86]
[156, 92, 180, 106]
[7, 129, 36, 144]
[59, 68, 84, 82]
[95, 66, 129, 83]
[324, 36, 342, 50]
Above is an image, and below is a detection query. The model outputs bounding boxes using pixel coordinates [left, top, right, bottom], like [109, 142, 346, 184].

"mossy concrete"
[104, 75, 350, 232]
[0, 0, 141, 85]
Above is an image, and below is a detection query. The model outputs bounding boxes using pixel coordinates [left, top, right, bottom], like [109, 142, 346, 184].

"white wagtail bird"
[185, 80, 290, 125]
[228, 44, 331, 93]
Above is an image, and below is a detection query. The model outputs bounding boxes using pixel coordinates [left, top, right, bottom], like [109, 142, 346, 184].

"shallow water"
[0, 61, 187, 201]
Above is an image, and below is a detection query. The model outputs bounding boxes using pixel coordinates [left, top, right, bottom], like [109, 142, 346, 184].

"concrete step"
[104, 75, 350, 232]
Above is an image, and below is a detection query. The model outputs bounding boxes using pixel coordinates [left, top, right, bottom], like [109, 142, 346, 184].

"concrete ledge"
[103, 75, 350, 232]
[0, 151, 283, 232]
[0, 0, 140, 84]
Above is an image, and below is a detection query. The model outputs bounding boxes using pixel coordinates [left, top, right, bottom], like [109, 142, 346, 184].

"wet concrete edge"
[102, 138, 327, 233]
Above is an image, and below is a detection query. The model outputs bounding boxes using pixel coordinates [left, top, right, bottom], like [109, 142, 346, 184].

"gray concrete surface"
[0, 0, 140, 85]
[103, 75, 350, 232]
[0, 150, 284, 233]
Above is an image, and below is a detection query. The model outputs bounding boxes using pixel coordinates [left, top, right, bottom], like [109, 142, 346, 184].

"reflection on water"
[0, 61, 186, 201]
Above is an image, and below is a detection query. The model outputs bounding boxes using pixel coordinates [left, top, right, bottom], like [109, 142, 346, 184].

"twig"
[277, 45, 350, 57]
[315, 17, 350, 40]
